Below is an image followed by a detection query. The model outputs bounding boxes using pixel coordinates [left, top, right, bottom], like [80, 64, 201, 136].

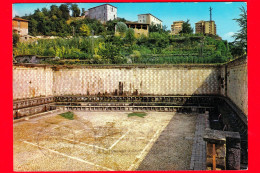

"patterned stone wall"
[225, 57, 248, 116]
[13, 60, 247, 117]
[13, 65, 53, 100]
[53, 67, 221, 96]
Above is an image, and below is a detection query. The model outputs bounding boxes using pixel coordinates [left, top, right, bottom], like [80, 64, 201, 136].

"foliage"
[106, 18, 126, 35]
[59, 4, 70, 20]
[149, 24, 169, 34]
[81, 8, 86, 16]
[21, 3, 106, 37]
[98, 42, 123, 64]
[115, 22, 127, 36]
[13, 32, 20, 47]
[124, 28, 135, 45]
[13, 31, 233, 64]
[233, 6, 247, 55]
[179, 19, 194, 34]
[80, 24, 91, 36]
[70, 4, 81, 17]
[128, 112, 147, 118]
[59, 111, 74, 120]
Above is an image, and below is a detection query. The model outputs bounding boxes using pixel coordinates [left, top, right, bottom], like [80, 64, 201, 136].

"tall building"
[171, 21, 184, 35]
[137, 13, 162, 26]
[85, 4, 117, 23]
[195, 20, 217, 35]
[12, 17, 29, 36]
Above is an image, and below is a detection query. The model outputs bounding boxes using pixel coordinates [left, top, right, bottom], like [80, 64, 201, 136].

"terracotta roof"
[13, 17, 29, 22]
[138, 13, 162, 22]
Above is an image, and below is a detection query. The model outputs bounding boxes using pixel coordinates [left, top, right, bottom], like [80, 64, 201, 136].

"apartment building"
[85, 4, 117, 23]
[171, 21, 184, 35]
[195, 20, 217, 35]
[138, 13, 162, 26]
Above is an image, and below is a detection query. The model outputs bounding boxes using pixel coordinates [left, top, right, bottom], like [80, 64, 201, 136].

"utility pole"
[209, 7, 213, 21]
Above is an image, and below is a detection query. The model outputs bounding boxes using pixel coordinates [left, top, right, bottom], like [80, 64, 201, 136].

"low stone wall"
[13, 96, 54, 110]
[13, 103, 55, 119]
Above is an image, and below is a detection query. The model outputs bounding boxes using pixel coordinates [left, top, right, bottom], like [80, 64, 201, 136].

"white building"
[85, 4, 117, 23]
[138, 13, 162, 26]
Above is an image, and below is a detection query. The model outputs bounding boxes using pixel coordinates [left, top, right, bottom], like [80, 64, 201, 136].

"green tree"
[70, 4, 80, 17]
[179, 19, 193, 34]
[115, 22, 127, 36]
[233, 6, 247, 54]
[124, 28, 135, 45]
[81, 8, 86, 16]
[50, 5, 62, 19]
[80, 24, 91, 36]
[88, 20, 105, 35]
[106, 18, 126, 35]
[41, 7, 49, 16]
[149, 24, 162, 33]
[59, 4, 70, 20]
[29, 18, 38, 36]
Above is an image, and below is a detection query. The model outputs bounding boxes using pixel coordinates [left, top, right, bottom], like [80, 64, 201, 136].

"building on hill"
[85, 4, 117, 23]
[115, 21, 149, 37]
[12, 17, 29, 36]
[126, 21, 150, 37]
[171, 21, 184, 35]
[137, 13, 162, 27]
[195, 20, 217, 35]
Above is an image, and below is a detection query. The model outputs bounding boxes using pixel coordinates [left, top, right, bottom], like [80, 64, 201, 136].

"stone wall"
[222, 57, 248, 116]
[53, 66, 220, 96]
[13, 65, 53, 100]
[13, 57, 248, 117]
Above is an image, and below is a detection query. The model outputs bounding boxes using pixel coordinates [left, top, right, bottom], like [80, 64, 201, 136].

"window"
[111, 7, 113, 12]
[114, 15, 115, 19]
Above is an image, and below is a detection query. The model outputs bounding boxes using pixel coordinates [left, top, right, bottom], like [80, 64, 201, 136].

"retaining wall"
[221, 57, 248, 116]
[13, 57, 248, 116]
[53, 67, 220, 96]
[13, 65, 53, 100]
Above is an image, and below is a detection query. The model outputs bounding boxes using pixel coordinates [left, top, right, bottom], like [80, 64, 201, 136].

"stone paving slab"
[137, 113, 196, 170]
[190, 114, 207, 170]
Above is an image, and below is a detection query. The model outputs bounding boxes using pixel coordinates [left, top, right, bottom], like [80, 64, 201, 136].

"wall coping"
[13, 56, 247, 69]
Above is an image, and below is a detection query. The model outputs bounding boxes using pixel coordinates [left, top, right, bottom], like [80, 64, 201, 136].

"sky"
[13, 2, 246, 42]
